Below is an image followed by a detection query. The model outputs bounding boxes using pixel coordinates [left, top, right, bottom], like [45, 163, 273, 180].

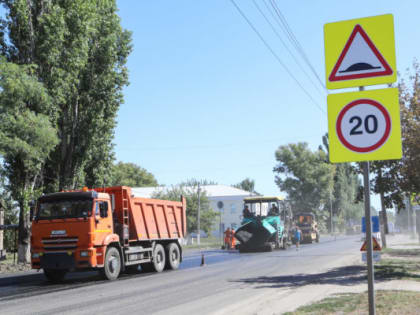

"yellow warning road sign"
[361, 236, 382, 251]
[324, 14, 396, 89]
[328, 88, 402, 163]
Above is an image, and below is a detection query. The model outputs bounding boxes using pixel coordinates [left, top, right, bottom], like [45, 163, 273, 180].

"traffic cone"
[200, 253, 205, 266]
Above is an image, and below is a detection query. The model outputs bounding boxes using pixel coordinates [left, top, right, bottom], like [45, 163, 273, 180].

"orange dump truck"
[30, 186, 186, 282]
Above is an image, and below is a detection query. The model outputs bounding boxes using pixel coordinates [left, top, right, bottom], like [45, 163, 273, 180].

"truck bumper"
[40, 253, 76, 270]
[31, 248, 98, 270]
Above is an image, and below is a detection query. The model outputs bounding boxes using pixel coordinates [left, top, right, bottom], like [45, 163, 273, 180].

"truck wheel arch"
[103, 234, 120, 247]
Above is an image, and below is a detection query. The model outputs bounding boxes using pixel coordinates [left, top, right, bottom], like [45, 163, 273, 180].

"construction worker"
[294, 227, 301, 251]
[230, 229, 236, 249]
[224, 228, 231, 249]
[268, 203, 279, 216]
[243, 205, 252, 218]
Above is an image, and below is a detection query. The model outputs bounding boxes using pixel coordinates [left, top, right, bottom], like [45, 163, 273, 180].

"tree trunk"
[376, 168, 387, 248]
[17, 198, 31, 263]
[379, 191, 387, 248]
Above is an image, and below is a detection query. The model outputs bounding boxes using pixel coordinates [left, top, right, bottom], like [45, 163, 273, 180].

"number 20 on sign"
[327, 88, 402, 163]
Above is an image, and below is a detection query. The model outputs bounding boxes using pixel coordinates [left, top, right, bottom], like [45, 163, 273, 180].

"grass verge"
[0, 253, 31, 274]
[183, 237, 223, 250]
[374, 248, 420, 282]
[285, 290, 420, 314]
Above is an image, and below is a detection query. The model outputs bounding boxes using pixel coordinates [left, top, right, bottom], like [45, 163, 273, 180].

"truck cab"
[31, 189, 117, 281]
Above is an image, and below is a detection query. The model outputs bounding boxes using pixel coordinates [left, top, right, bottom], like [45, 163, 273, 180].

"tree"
[399, 61, 420, 195]
[0, 0, 132, 191]
[273, 143, 335, 215]
[0, 61, 59, 262]
[233, 178, 257, 194]
[110, 162, 158, 187]
[152, 180, 219, 235]
[353, 62, 420, 244]
[319, 133, 364, 232]
[0, 172, 19, 253]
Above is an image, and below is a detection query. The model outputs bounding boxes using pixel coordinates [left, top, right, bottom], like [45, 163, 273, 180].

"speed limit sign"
[328, 88, 401, 163]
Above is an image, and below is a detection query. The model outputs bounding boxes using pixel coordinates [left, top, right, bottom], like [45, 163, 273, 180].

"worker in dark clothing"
[268, 203, 279, 216]
[243, 205, 252, 218]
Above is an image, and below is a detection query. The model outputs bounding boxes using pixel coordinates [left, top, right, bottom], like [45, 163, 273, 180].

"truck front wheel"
[102, 247, 121, 280]
[165, 243, 181, 270]
[44, 269, 67, 283]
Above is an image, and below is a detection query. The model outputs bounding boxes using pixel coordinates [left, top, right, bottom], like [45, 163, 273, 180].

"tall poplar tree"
[1, 0, 132, 191]
[0, 61, 59, 262]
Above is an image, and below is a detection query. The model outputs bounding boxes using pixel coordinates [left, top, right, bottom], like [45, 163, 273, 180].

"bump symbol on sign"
[329, 24, 393, 82]
[336, 99, 391, 153]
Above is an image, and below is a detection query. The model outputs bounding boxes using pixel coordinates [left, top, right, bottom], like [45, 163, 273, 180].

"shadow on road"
[232, 265, 368, 289]
[234, 260, 420, 290]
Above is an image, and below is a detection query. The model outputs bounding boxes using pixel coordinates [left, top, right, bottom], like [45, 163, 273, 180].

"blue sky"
[114, 1, 419, 209]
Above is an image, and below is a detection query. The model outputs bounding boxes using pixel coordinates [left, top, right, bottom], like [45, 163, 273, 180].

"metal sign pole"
[363, 161, 375, 315]
[359, 85, 375, 315]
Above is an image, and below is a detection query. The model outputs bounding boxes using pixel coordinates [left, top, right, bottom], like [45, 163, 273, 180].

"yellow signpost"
[324, 14, 399, 315]
[327, 88, 402, 163]
[324, 14, 396, 89]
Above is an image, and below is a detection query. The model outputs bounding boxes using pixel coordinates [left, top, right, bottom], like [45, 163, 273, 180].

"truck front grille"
[42, 237, 78, 252]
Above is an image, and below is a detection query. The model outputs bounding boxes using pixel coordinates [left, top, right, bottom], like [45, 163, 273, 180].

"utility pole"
[197, 183, 201, 245]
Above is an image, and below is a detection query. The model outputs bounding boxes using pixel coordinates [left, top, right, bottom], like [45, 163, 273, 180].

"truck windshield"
[37, 199, 93, 219]
[297, 216, 312, 225]
[246, 202, 280, 216]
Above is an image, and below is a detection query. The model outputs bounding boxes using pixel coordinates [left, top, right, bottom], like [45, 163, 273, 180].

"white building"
[131, 185, 255, 237]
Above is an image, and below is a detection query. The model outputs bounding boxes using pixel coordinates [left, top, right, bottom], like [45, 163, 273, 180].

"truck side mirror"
[99, 202, 108, 218]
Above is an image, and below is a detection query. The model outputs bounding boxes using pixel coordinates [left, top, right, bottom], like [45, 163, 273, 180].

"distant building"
[131, 185, 255, 237]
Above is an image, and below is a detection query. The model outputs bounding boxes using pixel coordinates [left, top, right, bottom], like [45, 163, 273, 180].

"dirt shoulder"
[223, 233, 420, 315]
[0, 255, 31, 274]
[281, 234, 420, 314]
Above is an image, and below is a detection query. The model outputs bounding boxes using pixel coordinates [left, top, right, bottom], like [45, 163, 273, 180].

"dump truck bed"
[96, 186, 187, 242]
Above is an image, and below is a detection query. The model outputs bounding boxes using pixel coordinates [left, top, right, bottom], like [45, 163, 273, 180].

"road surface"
[0, 235, 362, 314]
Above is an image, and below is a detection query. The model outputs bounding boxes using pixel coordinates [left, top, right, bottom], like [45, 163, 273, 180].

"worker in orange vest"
[230, 229, 236, 249]
[224, 228, 231, 249]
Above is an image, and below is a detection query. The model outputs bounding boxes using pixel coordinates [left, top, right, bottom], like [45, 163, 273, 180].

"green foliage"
[233, 178, 258, 194]
[110, 162, 158, 187]
[273, 142, 335, 213]
[353, 61, 420, 212]
[320, 134, 364, 231]
[0, 174, 18, 252]
[398, 61, 420, 195]
[0, 61, 58, 259]
[0, 0, 132, 191]
[152, 181, 219, 235]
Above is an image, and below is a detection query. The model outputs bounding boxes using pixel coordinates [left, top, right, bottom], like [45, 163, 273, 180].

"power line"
[117, 134, 324, 152]
[268, 0, 327, 91]
[253, 0, 325, 99]
[229, 0, 326, 115]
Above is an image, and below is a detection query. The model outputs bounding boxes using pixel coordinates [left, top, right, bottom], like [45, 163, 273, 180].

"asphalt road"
[0, 235, 362, 314]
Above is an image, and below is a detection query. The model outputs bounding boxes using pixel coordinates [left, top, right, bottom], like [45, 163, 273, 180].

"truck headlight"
[80, 251, 89, 257]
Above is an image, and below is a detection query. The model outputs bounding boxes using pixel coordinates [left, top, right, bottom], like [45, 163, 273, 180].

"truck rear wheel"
[165, 243, 181, 270]
[102, 247, 121, 280]
[44, 269, 67, 283]
[152, 244, 166, 273]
